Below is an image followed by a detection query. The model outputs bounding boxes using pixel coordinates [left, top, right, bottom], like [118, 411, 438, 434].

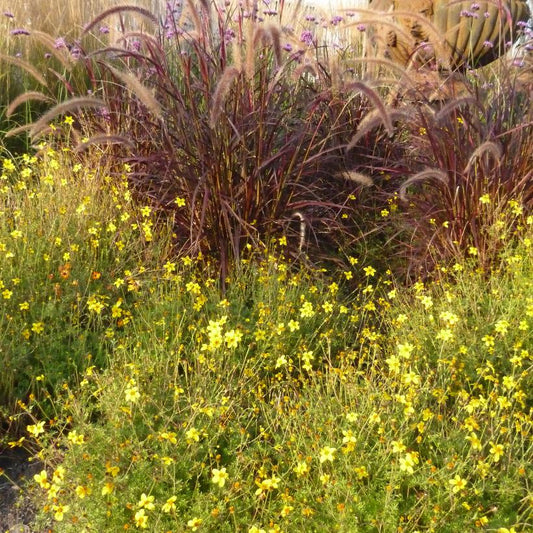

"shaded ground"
[0, 448, 40, 533]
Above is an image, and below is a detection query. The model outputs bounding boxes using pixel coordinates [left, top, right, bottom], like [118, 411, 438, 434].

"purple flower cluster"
[460, 9, 479, 18]
[224, 28, 236, 43]
[10, 28, 30, 36]
[300, 30, 314, 46]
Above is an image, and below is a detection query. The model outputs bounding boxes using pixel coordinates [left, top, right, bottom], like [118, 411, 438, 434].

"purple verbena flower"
[356, 23, 366, 32]
[300, 30, 314, 45]
[70, 46, 82, 59]
[3, 11, 14, 18]
[482, 40, 493, 48]
[282, 43, 293, 52]
[99, 25, 109, 34]
[54, 37, 67, 49]
[224, 28, 235, 43]
[10, 28, 30, 36]
[330, 15, 343, 25]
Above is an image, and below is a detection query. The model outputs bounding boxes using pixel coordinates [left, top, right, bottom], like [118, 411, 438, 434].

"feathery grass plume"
[6, 91, 54, 117]
[434, 96, 480, 125]
[232, 39, 243, 73]
[74, 134, 135, 152]
[0, 53, 48, 87]
[330, 55, 342, 95]
[4, 123, 34, 139]
[245, 25, 263, 80]
[465, 141, 503, 174]
[346, 82, 393, 134]
[268, 24, 283, 67]
[252, 26, 267, 48]
[399, 168, 448, 202]
[28, 97, 107, 138]
[82, 5, 158, 34]
[107, 65, 162, 120]
[337, 171, 374, 187]
[293, 62, 319, 80]
[209, 66, 241, 128]
[291, 211, 306, 252]
[185, 0, 203, 35]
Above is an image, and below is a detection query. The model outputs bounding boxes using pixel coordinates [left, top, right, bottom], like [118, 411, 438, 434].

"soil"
[0, 448, 40, 533]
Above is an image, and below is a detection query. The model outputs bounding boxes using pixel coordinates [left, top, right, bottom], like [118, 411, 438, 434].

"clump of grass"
[8, 0, 398, 277]
[0, 128, 172, 417]
[377, 63, 533, 279]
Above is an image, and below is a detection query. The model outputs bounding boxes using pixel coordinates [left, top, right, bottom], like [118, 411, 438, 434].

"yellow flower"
[101, 481, 115, 495]
[138, 493, 155, 510]
[287, 319, 300, 332]
[255, 476, 280, 496]
[134, 509, 149, 529]
[75, 485, 90, 499]
[186, 427, 201, 444]
[402, 370, 421, 386]
[162, 496, 177, 513]
[489, 442, 504, 462]
[342, 430, 357, 452]
[34, 470, 50, 489]
[27, 421, 45, 438]
[399, 451, 419, 474]
[174, 196, 186, 207]
[354, 466, 369, 479]
[52, 503, 69, 521]
[465, 432, 482, 451]
[211, 467, 229, 488]
[224, 329, 243, 349]
[125, 385, 140, 403]
[299, 301, 315, 318]
[280, 505, 294, 517]
[52, 466, 65, 484]
[494, 319, 510, 336]
[363, 265, 376, 277]
[449, 474, 467, 493]
[293, 461, 309, 477]
[397, 343, 414, 359]
[31, 322, 44, 334]
[319, 446, 336, 463]
[67, 430, 85, 445]
[391, 440, 406, 454]
[187, 517, 203, 530]
[385, 355, 400, 373]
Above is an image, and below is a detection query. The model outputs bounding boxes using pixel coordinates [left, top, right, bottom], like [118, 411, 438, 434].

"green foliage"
[14, 218, 533, 532]
[0, 138, 171, 411]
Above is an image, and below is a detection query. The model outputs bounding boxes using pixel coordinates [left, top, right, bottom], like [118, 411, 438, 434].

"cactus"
[367, 0, 531, 70]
